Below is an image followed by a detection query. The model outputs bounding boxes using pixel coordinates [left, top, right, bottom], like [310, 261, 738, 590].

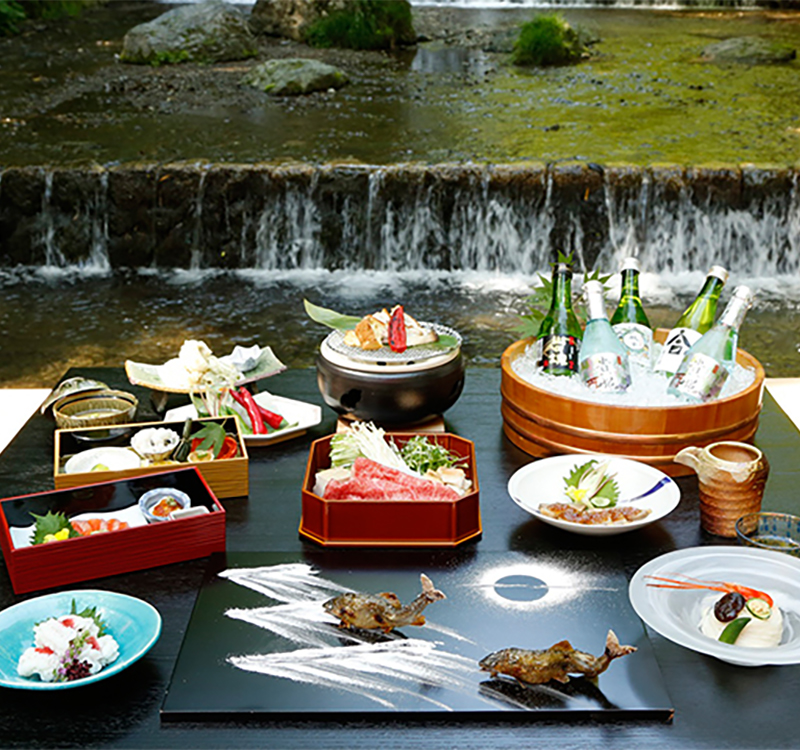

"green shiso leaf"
[70, 599, 109, 637]
[304, 299, 362, 331]
[30, 510, 79, 545]
[563, 459, 619, 508]
[564, 459, 596, 489]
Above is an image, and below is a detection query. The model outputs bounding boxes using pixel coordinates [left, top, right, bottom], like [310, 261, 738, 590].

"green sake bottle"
[536, 262, 583, 376]
[609, 257, 653, 368]
[654, 265, 728, 375]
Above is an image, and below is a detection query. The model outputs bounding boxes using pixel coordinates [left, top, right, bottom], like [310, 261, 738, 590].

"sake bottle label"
[670, 352, 729, 402]
[654, 326, 702, 374]
[537, 334, 579, 374]
[580, 352, 632, 392]
[612, 322, 653, 366]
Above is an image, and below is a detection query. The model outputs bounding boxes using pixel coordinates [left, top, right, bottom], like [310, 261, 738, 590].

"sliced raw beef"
[323, 457, 459, 502]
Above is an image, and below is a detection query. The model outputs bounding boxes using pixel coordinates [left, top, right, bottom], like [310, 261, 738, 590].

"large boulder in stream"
[120, 0, 257, 65]
[250, 0, 348, 41]
[249, 0, 416, 49]
[241, 58, 349, 95]
[700, 36, 796, 64]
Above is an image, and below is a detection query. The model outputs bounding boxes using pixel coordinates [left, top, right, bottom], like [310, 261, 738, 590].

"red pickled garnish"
[35, 647, 54, 655]
[61, 618, 75, 628]
[388, 305, 407, 353]
[86, 635, 100, 650]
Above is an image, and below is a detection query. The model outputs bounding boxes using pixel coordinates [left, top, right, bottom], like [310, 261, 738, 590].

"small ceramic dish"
[507, 453, 680, 536]
[736, 512, 800, 557]
[138, 488, 191, 523]
[130, 428, 180, 462]
[52, 390, 138, 431]
[63, 447, 141, 475]
[0, 589, 161, 690]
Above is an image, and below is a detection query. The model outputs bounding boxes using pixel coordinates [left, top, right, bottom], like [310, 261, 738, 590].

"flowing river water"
[1, 2, 800, 387]
[2, 266, 799, 387]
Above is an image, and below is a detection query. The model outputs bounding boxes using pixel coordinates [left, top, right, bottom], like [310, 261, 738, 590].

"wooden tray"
[54, 416, 248, 498]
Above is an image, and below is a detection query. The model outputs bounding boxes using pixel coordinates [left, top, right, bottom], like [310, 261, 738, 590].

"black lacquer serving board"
[161, 550, 673, 721]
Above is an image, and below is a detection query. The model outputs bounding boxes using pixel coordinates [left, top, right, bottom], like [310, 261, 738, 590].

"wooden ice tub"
[500, 331, 765, 476]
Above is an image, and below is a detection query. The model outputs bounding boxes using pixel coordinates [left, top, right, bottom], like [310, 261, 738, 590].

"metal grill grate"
[323, 323, 462, 365]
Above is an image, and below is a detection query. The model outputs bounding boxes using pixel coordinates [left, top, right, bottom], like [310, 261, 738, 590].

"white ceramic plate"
[0, 589, 161, 690]
[63, 446, 141, 475]
[629, 546, 800, 666]
[507, 453, 680, 536]
[164, 392, 322, 446]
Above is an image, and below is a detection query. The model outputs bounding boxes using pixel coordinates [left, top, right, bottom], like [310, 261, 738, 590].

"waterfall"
[3, 163, 799, 277]
[254, 166, 323, 270]
[40, 170, 65, 268]
[87, 169, 111, 273]
[190, 167, 208, 271]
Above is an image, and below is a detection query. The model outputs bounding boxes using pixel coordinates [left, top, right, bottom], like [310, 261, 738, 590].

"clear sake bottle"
[536, 262, 583, 376]
[667, 285, 754, 403]
[579, 280, 632, 392]
[609, 257, 653, 368]
[654, 265, 729, 375]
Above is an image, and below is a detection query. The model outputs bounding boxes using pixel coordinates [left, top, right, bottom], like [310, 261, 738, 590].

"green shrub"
[19, 0, 89, 19]
[512, 14, 585, 67]
[305, 0, 415, 51]
[0, 1, 25, 36]
[1, 0, 100, 36]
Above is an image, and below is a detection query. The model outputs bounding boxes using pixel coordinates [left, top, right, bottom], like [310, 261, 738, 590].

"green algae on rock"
[241, 58, 349, 95]
[120, 0, 257, 66]
[700, 36, 797, 64]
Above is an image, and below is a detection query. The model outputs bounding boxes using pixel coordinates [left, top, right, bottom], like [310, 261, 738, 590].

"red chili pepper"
[388, 305, 407, 353]
[191, 435, 238, 459]
[255, 403, 284, 430]
[234, 388, 267, 435]
[229, 388, 264, 434]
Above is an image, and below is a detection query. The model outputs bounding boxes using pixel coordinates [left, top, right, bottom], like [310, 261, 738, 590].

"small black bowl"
[316, 347, 465, 427]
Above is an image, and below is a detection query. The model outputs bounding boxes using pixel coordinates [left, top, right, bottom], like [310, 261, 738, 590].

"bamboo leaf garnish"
[304, 299, 361, 331]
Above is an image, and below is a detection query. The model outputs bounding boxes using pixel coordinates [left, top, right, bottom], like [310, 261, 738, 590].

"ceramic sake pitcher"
[675, 441, 769, 537]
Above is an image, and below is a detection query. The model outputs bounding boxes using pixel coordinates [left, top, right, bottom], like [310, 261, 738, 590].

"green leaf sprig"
[400, 436, 467, 475]
[190, 422, 228, 457]
[30, 511, 80, 545]
[515, 252, 613, 337]
[70, 599, 109, 637]
[563, 459, 620, 509]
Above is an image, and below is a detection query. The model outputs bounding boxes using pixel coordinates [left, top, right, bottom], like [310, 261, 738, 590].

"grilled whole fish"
[323, 573, 445, 633]
[479, 630, 636, 685]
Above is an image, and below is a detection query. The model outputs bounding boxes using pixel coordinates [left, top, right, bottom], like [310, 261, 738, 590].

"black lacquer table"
[0, 366, 798, 749]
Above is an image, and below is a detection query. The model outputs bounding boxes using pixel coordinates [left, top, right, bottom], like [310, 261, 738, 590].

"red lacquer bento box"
[299, 433, 481, 547]
[0, 467, 226, 594]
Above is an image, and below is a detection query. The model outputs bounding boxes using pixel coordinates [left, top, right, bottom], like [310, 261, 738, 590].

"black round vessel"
[316, 338, 465, 426]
